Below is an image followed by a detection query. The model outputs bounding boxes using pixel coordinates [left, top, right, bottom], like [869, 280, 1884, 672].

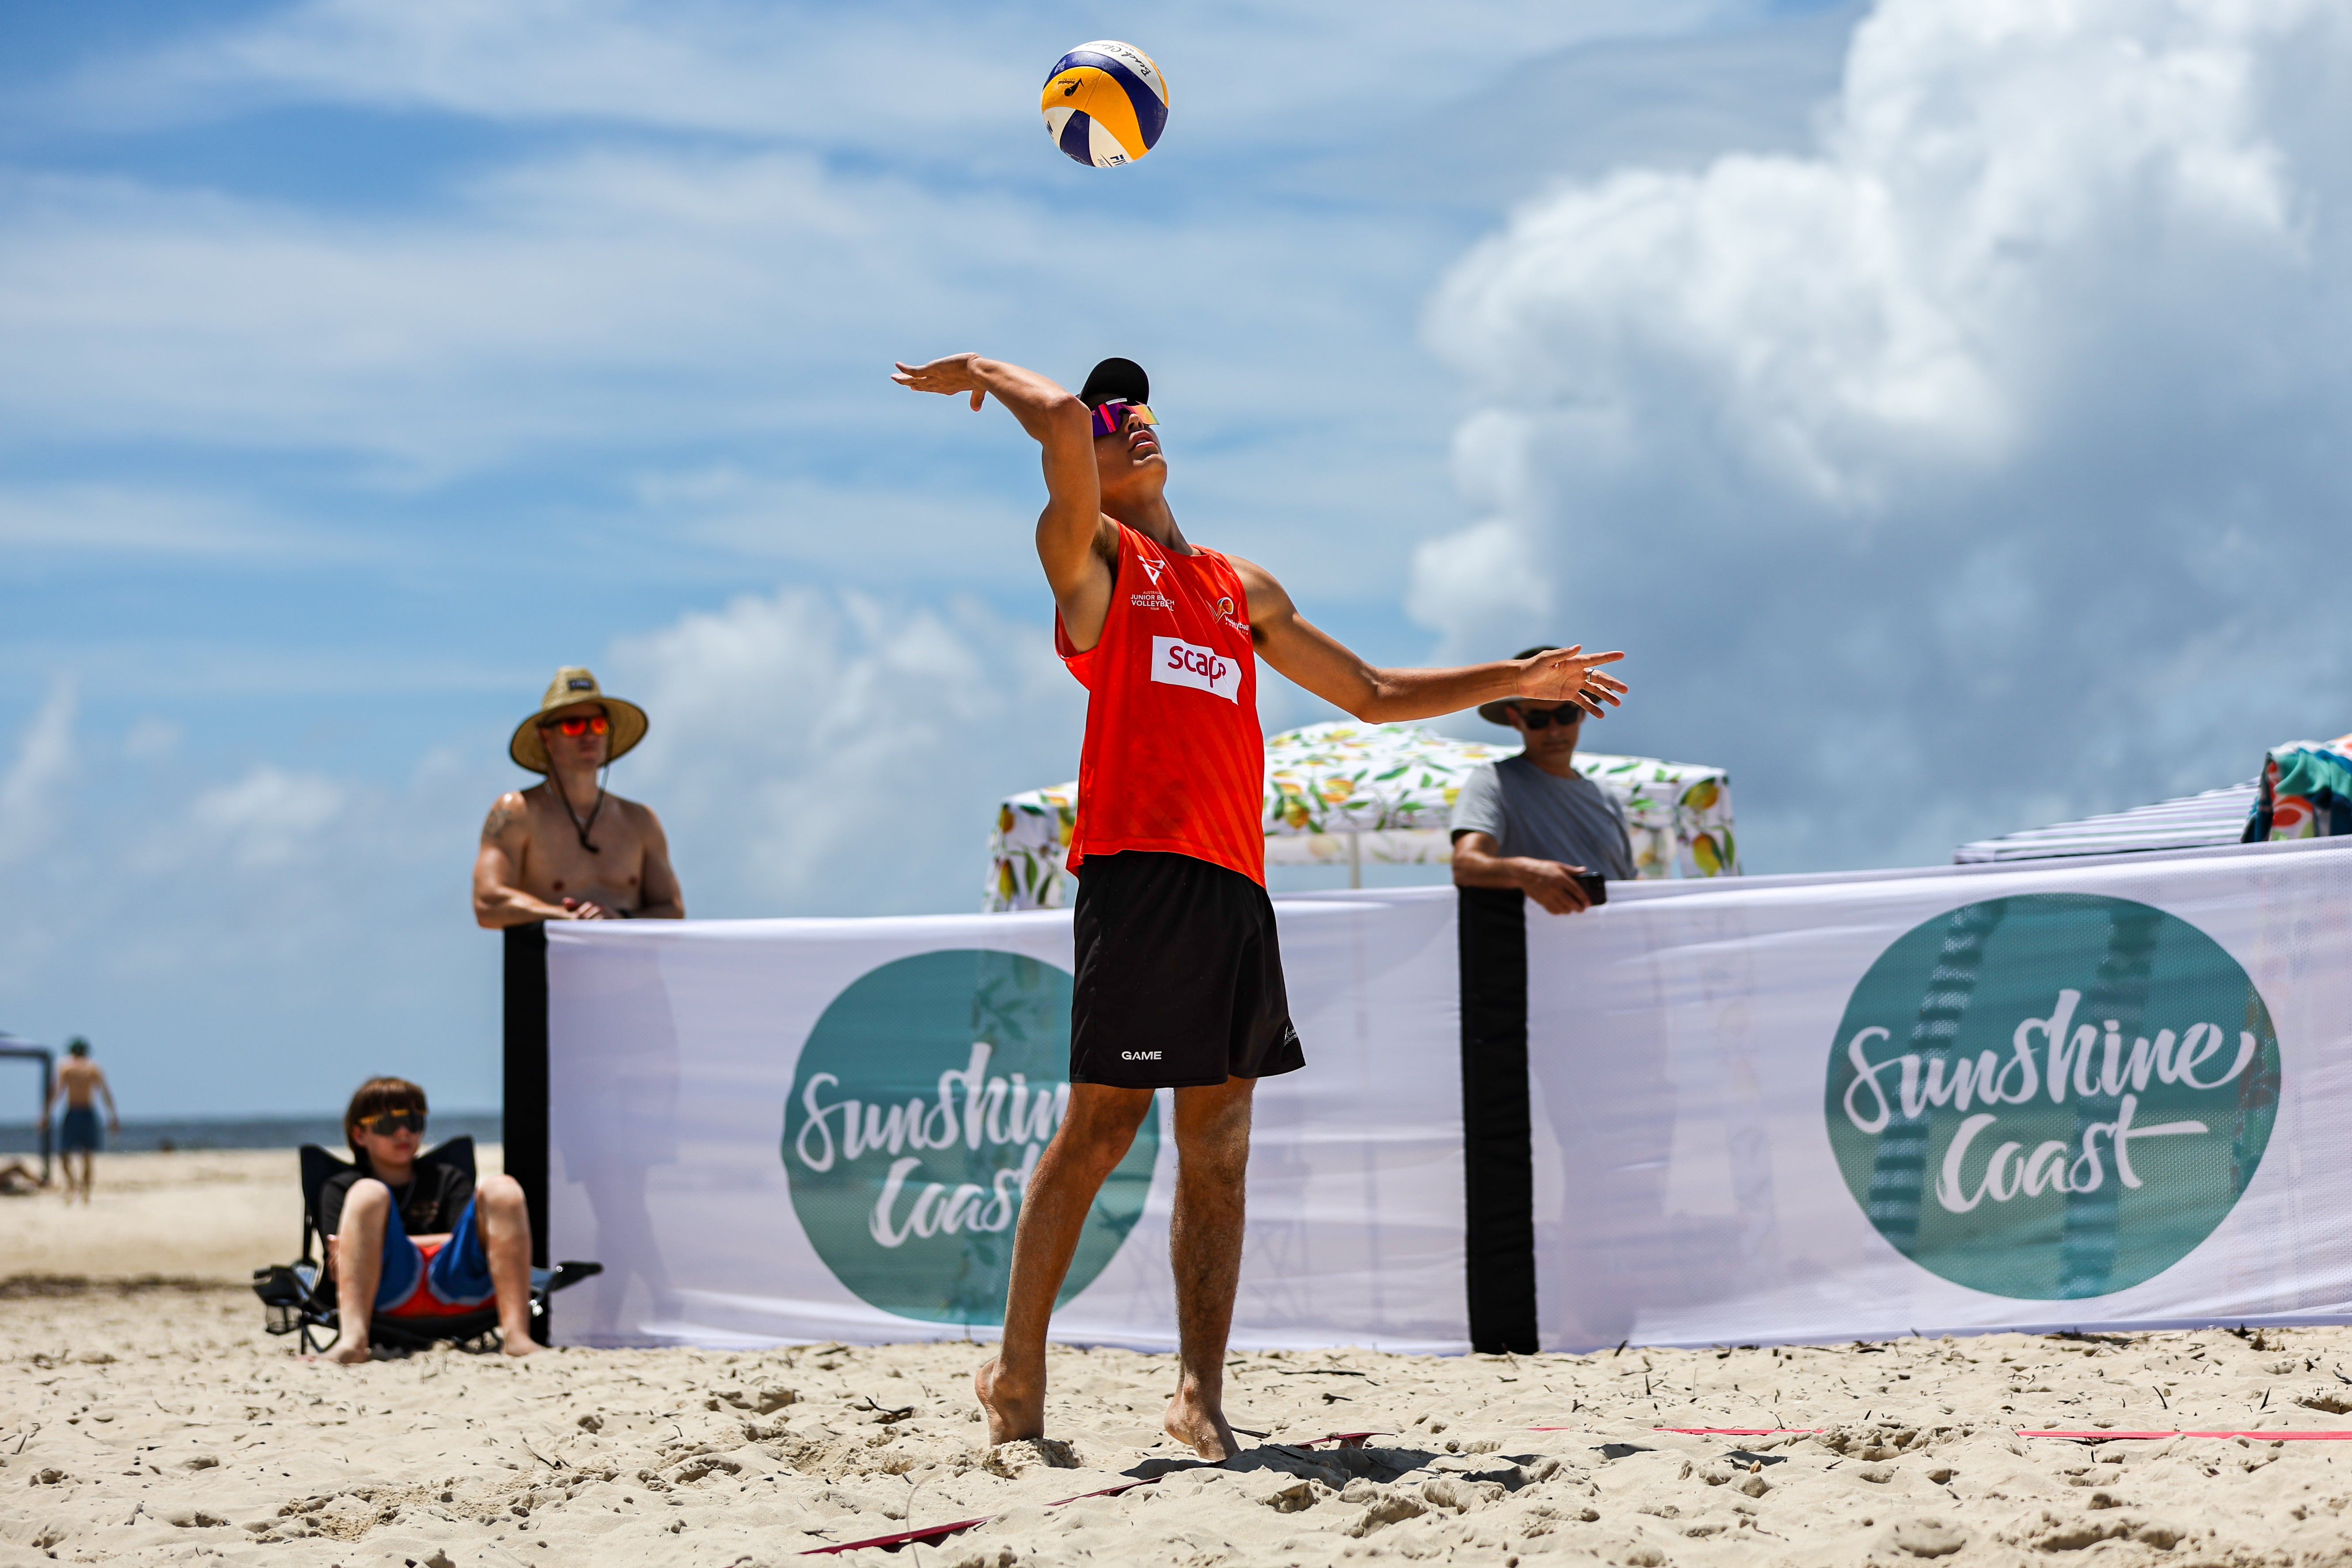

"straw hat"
[1477, 646, 1599, 726]
[508, 667, 650, 774]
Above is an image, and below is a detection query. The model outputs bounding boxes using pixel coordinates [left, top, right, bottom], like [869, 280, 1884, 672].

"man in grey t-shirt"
[1449, 645, 1634, 915]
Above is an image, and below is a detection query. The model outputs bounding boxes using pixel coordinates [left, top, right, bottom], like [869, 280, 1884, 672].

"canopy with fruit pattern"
[985, 721, 1737, 912]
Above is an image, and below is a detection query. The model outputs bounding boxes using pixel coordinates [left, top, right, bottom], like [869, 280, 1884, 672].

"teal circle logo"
[784, 949, 1157, 1324]
[1825, 894, 2280, 1300]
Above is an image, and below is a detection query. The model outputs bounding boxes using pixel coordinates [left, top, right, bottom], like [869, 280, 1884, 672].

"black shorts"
[1069, 850, 1305, 1089]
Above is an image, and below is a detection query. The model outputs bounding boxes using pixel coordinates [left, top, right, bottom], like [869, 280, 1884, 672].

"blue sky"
[4, 0, 2345, 1118]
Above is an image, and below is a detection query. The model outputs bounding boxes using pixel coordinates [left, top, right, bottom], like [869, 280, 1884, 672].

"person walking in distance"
[45, 1038, 118, 1205]
[893, 352, 1629, 1459]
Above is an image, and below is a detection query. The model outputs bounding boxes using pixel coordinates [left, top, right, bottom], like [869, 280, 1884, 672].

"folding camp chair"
[250, 1136, 599, 1356]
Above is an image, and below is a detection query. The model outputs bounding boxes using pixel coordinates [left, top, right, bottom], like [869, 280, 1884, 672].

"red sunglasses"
[540, 714, 610, 738]
[1088, 401, 1158, 439]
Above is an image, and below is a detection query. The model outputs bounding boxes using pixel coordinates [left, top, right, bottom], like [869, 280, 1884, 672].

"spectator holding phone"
[1449, 646, 1634, 916]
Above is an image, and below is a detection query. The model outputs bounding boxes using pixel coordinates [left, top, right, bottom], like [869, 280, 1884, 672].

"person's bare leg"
[976, 1085, 1153, 1444]
[475, 1175, 544, 1356]
[1163, 1077, 1255, 1461]
[323, 1180, 390, 1364]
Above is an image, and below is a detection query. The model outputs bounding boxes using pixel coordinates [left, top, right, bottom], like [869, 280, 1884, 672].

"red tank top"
[1055, 522, 1266, 885]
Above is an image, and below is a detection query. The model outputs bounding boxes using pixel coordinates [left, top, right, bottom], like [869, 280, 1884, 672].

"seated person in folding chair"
[316, 1077, 543, 1362]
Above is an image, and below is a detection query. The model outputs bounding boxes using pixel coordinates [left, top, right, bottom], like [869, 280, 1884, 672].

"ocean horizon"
[0, 1111, 502, 1156]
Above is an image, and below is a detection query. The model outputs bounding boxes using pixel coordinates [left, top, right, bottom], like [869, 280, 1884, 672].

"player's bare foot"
[975, 1357, 1043, 1446]
[316, 1340, 373, 1365]
[502, 1334, 545, 1358]
[1165, 1384, 1239, 1462]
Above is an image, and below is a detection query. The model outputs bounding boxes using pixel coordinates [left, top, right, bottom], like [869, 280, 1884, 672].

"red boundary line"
[801, 1515, 995, 1556]
[2021, 1430, 2352, 1442]
[1521, 1425, 2352, 1443]
[802, 1433, 1387, 1556]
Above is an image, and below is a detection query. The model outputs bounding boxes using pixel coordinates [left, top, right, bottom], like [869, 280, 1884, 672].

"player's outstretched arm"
[891, 354, 1108, 624]
[1231, 558, 1627, 723]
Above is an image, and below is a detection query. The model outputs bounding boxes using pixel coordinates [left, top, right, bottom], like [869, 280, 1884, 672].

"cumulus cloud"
[607, 586, 1083, 915]
[1420, 0, 2352, 868]
[187, 765, 350, 869]
[0, 679, 77, 868]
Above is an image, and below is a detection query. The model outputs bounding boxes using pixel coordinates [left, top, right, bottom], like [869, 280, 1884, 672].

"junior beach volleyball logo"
[1824, 894, 2279, 1300]
[784, 949, 1157, 1324]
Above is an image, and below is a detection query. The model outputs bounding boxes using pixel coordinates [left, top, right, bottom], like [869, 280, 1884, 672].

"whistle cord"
[554, 768, 607, 854]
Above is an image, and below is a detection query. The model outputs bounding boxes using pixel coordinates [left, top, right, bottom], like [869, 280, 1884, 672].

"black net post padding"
[1457, 885, 1539, 1354]
[502, 922, 551, 1270]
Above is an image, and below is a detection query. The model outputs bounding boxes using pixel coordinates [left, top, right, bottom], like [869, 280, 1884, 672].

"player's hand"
[1514, 644, 1628, 718]
[560, 897, 616, 921]
[1518, 860, 1595, 916]
[891, 354, 990, 411]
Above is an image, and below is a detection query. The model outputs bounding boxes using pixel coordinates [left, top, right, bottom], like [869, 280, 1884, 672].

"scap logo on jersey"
[1151, 636, 1242, 703]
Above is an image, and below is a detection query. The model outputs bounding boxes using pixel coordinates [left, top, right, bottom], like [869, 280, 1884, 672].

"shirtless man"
[473, 667, 685, 926]
[893, 352, 1627, 1461]
[44, 1038, 118, 1204]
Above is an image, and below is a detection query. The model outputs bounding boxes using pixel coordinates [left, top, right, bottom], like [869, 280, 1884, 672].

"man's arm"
[1230, 558, 1628, 721]
[1451, 830, 1594, 916]
[633, 806, 685, 920]
[95, 1069, 118, 1131]
[891, 354, 1117, 647]
[472, 794, 575, 928]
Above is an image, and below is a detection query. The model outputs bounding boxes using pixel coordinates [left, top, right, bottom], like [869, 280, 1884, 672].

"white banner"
[1527, 838, 2352, 1349]
[544, 890, 1469, 1352]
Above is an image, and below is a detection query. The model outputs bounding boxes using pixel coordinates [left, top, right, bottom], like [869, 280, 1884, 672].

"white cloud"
[1419, 0, 2352, 868]
[0, 679, 77, 867]
[80, 0, 1713, 146]
[122, 717, 185, 761]
[1406, 519, 1550, 637]
[0, 483, 300, 555]
[608, 585, 1084, 915]
[188, 765, 350, 869]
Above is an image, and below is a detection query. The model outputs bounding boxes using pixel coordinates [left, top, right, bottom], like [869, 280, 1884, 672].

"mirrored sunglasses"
[539, 714, 610, 738]
[1088, 401, 1158, 439]
[354, 1109, 425, 1136]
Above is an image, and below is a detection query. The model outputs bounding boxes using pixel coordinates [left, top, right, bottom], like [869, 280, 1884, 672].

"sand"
[5, 1151, 2352, 1566]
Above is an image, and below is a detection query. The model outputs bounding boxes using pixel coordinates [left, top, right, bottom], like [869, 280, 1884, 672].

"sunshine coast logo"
[784, 949, 1157, 1324]
[1823, 893, 2280, 1300]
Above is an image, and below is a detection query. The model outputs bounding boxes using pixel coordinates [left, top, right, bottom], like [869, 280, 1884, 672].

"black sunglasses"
[1515, 704, 1585, 730]
[354, 1110, 426, 1136]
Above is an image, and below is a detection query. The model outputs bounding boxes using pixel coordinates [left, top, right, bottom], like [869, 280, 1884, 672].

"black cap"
[1077, 357, 1149, 408]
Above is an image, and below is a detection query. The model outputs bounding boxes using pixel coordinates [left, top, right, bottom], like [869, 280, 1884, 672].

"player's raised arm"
[892, 354, 1109, 631]
[1230, 556, 1628, 723]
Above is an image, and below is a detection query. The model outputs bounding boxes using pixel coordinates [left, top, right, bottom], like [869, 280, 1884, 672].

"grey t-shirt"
[1448, 755, 1636, 881]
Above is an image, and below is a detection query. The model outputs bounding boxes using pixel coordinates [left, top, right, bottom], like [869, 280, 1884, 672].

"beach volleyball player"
[892, 352, 1627, 1459]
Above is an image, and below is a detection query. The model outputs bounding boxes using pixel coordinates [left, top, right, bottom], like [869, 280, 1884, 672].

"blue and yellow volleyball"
[1040, 41, 1168, 168]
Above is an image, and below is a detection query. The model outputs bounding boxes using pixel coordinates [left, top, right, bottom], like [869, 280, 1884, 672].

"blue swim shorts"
[58, 1107, 101, 1154]
[374, 1196, 497, 1318]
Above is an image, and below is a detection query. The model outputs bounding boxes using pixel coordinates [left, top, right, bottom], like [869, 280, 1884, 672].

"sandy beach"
[5, 1152, 2351, 1566]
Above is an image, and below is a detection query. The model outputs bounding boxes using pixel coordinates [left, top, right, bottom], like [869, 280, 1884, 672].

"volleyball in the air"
[1040, 41, 1168, 168]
